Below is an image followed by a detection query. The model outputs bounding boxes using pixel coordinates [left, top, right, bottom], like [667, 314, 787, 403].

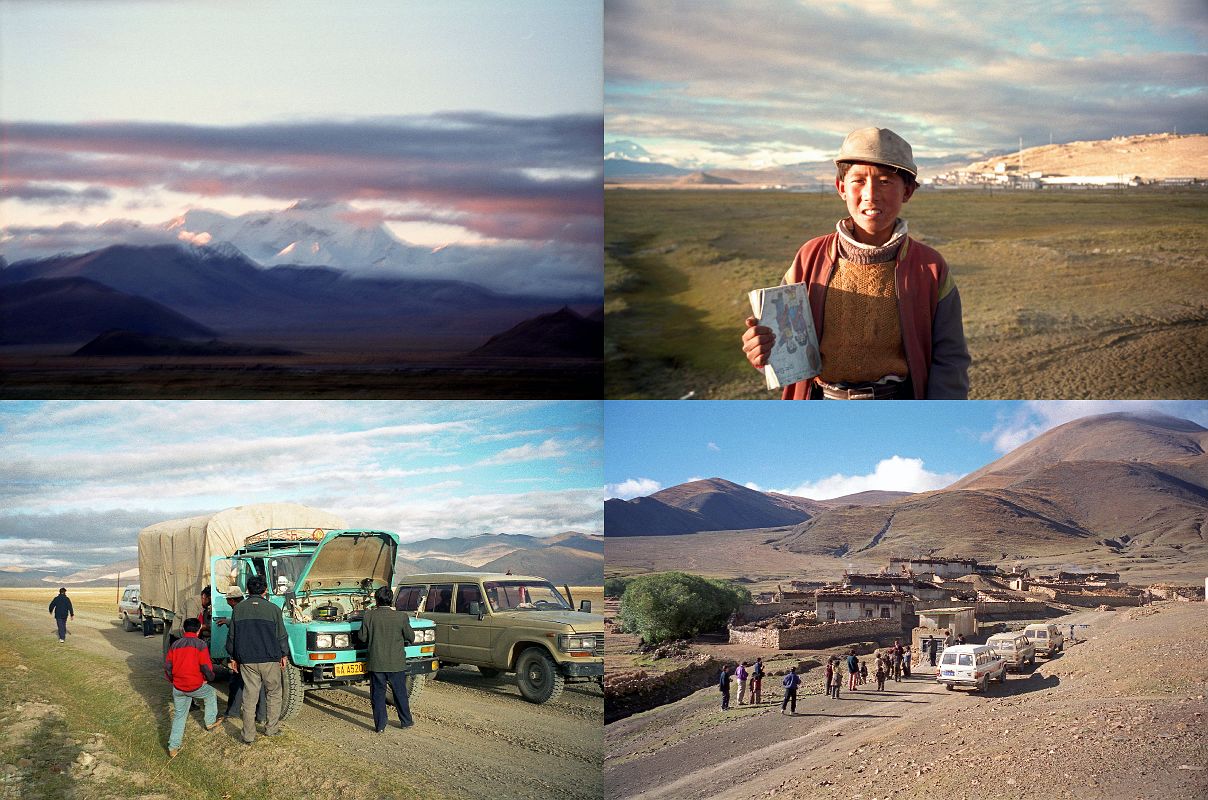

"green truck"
[138, 503, 437, 720]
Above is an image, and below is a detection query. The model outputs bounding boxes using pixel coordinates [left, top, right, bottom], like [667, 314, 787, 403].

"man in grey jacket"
[357, 586, 416, 733]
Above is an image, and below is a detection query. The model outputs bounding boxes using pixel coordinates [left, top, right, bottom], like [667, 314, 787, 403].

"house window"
[826, 610, 835, 621]
[880, 607, 891, 618]
[864, 608, 872, 618]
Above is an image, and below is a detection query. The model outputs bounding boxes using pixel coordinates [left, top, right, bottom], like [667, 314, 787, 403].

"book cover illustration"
[748, 283, 821, 390]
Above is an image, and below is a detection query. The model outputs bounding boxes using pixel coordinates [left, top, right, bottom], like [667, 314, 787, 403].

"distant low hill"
[605, 477, 824, 536]
[396, 531, 603, 586]
[468, 307, 602, 359]
[962, 133, 1208, 180]
[74, 330, 301, 357]
[0, 277, 216, 345]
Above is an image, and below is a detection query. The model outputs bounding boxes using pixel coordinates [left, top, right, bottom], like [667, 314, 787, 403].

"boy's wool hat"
[835, 127, 917, 177]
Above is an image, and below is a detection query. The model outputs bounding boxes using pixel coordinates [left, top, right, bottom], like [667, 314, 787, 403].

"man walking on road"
[228, 575, 288, 744]
[781, 667, 801, 715]
[48, 587, 73, 643]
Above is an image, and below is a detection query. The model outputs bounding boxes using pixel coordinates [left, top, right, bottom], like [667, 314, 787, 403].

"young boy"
[742, 126, 970, 399]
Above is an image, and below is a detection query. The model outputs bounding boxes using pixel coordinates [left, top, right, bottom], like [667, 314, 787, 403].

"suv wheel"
[516, 648, 565, 704]
[122, 613, 136, 632]
[977, 675, 988, 693]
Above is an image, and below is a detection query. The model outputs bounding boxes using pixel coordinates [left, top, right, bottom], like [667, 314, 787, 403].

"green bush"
[617, 572, 750, 645]
[604, 576, 634, 598]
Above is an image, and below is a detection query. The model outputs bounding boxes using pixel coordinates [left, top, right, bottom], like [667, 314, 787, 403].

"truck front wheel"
[516, 648, 564, 704]
[406, 674, 426, 702]
[278, 665, 306, 721]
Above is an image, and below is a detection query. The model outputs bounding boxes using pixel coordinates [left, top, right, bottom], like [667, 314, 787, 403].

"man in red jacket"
[742, 127, 970, 399]
[164, 617, 221, 758]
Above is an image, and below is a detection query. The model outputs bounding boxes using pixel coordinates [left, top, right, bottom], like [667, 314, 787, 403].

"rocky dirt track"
[605, 602, 1206, 800]
[0, 596, 602, 800]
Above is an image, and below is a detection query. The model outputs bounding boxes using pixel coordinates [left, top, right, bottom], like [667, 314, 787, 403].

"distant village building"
[841, 572, 952, 602]
[889, 557, 980, 581]
[916, 606, 977, 640]
[815, 589, 904, 623]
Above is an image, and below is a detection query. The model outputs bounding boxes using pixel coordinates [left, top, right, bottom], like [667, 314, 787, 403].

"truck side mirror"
[578, 600, 592, 613]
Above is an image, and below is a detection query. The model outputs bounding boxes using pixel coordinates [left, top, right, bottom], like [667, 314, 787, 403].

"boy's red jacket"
[164, 632, 215, 692]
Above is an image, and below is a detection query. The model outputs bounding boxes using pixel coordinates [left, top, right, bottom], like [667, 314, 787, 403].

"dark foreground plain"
[605, 188, 1208, 399]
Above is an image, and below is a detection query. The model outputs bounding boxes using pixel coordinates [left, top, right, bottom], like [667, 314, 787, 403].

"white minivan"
[935, 644, 1007, 693]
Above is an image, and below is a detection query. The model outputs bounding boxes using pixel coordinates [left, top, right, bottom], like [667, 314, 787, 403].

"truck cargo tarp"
[137, 503, 347, 616]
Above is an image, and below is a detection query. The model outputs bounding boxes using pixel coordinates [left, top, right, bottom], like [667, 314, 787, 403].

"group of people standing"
[721, 639, 927, 715]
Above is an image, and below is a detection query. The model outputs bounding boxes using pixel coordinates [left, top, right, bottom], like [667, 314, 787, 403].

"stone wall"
[1054, 592, 1143, 608]
[735, 599, 814, 624]
[729, 617, 902, 650]
[975, 600, 1049, 618]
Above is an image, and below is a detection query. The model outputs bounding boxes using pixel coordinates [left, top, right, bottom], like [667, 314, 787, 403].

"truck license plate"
[335, 662, 365, 677]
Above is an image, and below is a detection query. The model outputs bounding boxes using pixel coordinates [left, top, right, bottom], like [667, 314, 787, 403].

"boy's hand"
[742, 317, 776, 368]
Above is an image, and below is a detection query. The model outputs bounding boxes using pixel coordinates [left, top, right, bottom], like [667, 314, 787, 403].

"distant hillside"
[772, 413, 1208, 567]
[74, 331, 301, 357]
[605, 478, 823, 536]
[396, 531, 603, 586]
[673, 172, 739, 186]
[819, 490, 914, 508]
[0, 277, 216, 345]
[468, 307, 602, 359]
[962, 133, 1208, 179]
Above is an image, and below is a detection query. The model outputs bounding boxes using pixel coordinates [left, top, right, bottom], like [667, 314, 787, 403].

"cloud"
[777, 456, 960, 500]
[1, 182, 113, 206]
[605, 477, 662, 500]
[707, 442, 720, 452]
[605, 1, 1208, 166]
[983, 401, 1208, 454]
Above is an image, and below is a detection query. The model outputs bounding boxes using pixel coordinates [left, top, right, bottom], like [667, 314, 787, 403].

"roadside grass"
[605, 188, 1208, 398]
[0, 614, 435, 800]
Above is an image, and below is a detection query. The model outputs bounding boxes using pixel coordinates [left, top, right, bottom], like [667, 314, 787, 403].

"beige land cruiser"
[1022, 623, 1065, 657]
[394, 572, 603, 704]
[985, 631, 1036, 671]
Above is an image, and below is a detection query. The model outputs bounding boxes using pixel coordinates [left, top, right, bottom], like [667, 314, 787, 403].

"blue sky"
[604, 400, 1208, 500]
[606, 0, 1208, 169]
[0, 400, 603, 573]
[0, 1, 603, 276]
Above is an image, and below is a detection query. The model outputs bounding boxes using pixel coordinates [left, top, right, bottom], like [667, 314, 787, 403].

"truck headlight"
[333, 634, 350, 649]
[559, 635, 595, 652]
[418, 629, 435, 643]
[314, 634, 333, 650]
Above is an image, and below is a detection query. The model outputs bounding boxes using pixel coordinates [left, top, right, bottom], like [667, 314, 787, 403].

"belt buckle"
[848, 387, 875, 400]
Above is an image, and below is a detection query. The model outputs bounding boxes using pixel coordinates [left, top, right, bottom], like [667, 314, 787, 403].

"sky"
[0, 400, 603, 574]
[604, 400, 1208, 500]
[0, 1, 603, 292]
[605, 0, 1208, 170]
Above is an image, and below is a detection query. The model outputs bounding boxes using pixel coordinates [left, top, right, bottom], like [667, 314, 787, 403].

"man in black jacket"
[48, 587, 74, 643]
[357, 586, 416, 733]
[228, 575, 288, 744]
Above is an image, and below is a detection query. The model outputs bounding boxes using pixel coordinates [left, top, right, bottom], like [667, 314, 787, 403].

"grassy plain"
[605, 188, 1208, 398]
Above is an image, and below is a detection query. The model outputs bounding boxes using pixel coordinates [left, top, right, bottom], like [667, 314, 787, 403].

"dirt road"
[605, 604, 1206, 800]
[0, 596, 602, 800]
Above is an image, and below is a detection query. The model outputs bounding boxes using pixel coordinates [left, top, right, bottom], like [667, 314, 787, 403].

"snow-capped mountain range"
[167, 202, 425, 271]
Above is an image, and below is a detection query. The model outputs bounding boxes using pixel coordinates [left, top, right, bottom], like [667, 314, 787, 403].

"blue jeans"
[369, 671, 413, 731]
[55, 617, 68, 640]
[168, 683, 217, 750]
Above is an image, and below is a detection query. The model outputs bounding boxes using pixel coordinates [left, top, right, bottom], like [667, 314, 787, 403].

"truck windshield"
[483, 581, 571, 612]
[269, 555, 309, 594]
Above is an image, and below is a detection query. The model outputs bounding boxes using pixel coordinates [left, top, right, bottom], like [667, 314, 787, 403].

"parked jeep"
[395, 572, 603, 704]
[1022, 623, 1065, 657]
[985, 631, 1035, 671]
[935, 644, 1007, 693]
[118, 584, 162, 633]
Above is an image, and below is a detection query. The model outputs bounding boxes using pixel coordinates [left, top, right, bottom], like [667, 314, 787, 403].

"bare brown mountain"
[773, 412, 1208, 571]
[963, 132, 1208, 180]
[819, 490, 914, 507]
[605, 477, 824, 536]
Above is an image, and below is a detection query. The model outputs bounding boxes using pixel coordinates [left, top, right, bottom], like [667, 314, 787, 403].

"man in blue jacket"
[48, 587, 74, 643]
[781, 666, 801, 715]
[228, 575, 288, 744]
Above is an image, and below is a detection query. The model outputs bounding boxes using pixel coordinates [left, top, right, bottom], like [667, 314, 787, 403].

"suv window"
[456, 584, 483, 614]
[1035, 630, 1047, 639]
[395, 586, 423, 612]
[426, 584, 454, 613]
[958, 654, 973, 667]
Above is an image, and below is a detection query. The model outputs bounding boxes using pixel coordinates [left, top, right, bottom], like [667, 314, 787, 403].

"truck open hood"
[297, 531, 396, 593]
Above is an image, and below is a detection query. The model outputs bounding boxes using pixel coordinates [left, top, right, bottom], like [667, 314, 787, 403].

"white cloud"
[707, 442, 720, 452]
[777, 456, 961, 500]
[605, 477, 662, 500]
[744, 482, 762, 491]
[477, 437, 578, 467]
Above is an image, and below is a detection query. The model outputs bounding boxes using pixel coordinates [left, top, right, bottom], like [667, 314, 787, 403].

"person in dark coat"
[750, 657, 765, 704]
[217, 587, 266, 724]
[356, 586, 416, 732]
[781, 667, 801, 715]
[719, 665, 732, 710]
[48, 587, 74, 643]
[228, 575, 288, 744]
[846, 651, 860, 691]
